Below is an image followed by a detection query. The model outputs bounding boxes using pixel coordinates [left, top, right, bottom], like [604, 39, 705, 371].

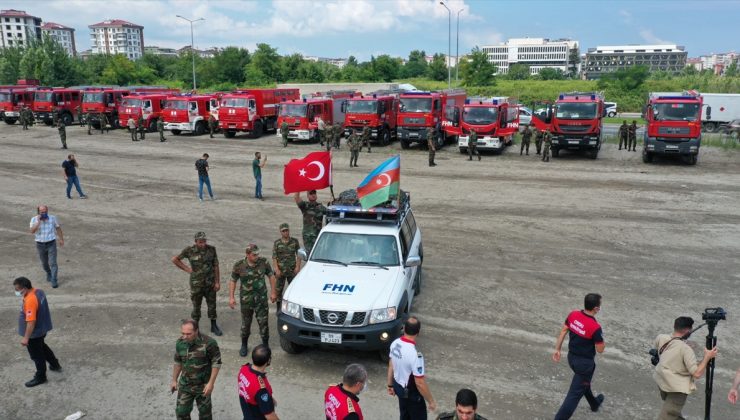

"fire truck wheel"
[224, 130, 236, 138]
[552, 148, 560, 157]
[171, 130, 182, 136]
[250, 121, 263, 138]
[682, 154, 698, 165]
[642, 149, 653, 163]
[459, 147, 467, 154]
[4, 118, 17, 125]
[702, 122, 717, 133]
[194, 121, 206, 136]
[435, 132, 444, 149]
[381, 127, 391, 146]
[400, 138, 410, 149]
[62, 113, 72, 126]
[589, 149, 598, 159]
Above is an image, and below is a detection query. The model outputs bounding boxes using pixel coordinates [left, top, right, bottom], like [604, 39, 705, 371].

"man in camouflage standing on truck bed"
[230, 244, 277, 357]
[171, 232, 223, 336]
[272, 223, 301, 313]
[171, 319, 221, 420]
[294, 190, 327, 255]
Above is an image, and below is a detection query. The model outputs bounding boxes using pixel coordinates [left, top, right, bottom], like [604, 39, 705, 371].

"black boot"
[239, 337, 249, 357]
[210, 320, 223, 336]
[25, 376, 47, 387]
[262, 337, 270, 347]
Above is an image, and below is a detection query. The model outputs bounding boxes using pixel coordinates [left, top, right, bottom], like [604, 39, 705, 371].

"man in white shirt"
[29, 205, 64, 288]
[653, 316, 718, 419]
[387, 316, 437, 420]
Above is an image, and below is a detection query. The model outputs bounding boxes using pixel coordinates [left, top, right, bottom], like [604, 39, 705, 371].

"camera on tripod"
[702, 307, 726, 323]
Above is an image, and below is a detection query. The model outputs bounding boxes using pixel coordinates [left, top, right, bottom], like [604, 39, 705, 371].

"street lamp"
[176, 15, 205, 91]
[456, 8, 464, 84]
[439, 2, 451, 89]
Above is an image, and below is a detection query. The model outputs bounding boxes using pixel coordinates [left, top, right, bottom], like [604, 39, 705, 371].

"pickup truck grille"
[320, 310, 347, 325]
[301, 308, 366, 326]
[303, 308, 315, 322]
[350, 312, 366, 325]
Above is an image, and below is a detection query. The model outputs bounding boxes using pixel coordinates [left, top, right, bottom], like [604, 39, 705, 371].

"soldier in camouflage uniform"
[86, 113, 93, 135]
[208, 114, 217, 138]
[280, 121, 289, 147]
[51, 106, 59, 126]
[272, 223, 301, 312]
[520, 125, 532, 156]
[348, 129, 361, 167]
[426, 126, 436, 167]
[172, 232, 223, 336]
[324, 124, 333, 151]
[75, 105, 83, 126]
[171, 319, 221, 420]
[158, 117, 166, 142]
[317, 116, 326, 146]
[468, 129, 481, 161]
[20, 107, 28, 130]
[542, 129, 552, 162]
[230, 244, 277, 357]
[628, 120, 639, 152]
[618, 121, 628, 151]
[100, 113, 108, 134]
[333, 122, 342, 149]
[534, 127, 543, 155]
[361, 125, 372, 153]
[294, 190, 327, 255]
[58, 120, 67, 149]
[138, 115, 146, 140]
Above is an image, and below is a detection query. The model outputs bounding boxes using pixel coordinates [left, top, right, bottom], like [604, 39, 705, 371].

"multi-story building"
[305, 56, 349, 68]
[144, 45, 178, 57]
[89, 19, 144, 60]
[699, 51, 738, 75]
[481, 38, 579, 75]
[41, 22, 76, 56]
[177, 45, 218, 59]
[584, 44, 687, 79]
[0, 9, 42, 48]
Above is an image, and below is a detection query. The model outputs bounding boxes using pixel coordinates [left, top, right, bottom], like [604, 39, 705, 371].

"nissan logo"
[326, 313, 339, 324]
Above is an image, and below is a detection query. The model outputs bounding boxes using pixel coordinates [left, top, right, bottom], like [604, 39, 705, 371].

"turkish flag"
[283, 151, 332, 194]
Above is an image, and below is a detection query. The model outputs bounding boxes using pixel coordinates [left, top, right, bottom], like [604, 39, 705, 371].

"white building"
[305, 56, 349, 68]
[481, 38, 578, 75]
[89, 19, 144, 60]
[0, 9, 42, 48]
[144, 45, 178, 57]
[699, 52, 738, 75]
[177, 45, 219, 59]
[41, 22, 76, 56]
[424, 55, 459, 68]
[584, 44, 687, 79]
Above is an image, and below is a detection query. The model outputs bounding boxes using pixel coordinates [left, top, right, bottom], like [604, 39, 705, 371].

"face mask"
[358, 381, 367, 395]
[15, 290, 22, 297]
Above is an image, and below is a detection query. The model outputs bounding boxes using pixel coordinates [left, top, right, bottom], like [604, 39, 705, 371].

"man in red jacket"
[238, 344, 279, 420]
[325, 364, 367, 420]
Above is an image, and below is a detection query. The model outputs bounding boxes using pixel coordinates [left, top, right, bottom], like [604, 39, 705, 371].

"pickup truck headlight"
[281, 300, 300, 319]
[369, 307, 397, 324]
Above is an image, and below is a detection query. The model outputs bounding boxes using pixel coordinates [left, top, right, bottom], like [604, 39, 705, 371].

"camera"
[649, 348, 660, 366]
[40, 213, 48, 220]
[702, 307, 726, 323]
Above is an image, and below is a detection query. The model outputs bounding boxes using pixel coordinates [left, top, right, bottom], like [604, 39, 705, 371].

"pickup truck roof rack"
[326, 191, 410, 226]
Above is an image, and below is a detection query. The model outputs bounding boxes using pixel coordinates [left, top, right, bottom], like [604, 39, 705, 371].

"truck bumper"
[34, 112, 52, 122]
[288, 129, 312, 140]
[344, 127, 380, 139]
[644, 137, 700, 155]
[225, 121, 251, 131]
[551, 136, 600, 150]
[397, 127, 427, 143]
[458, 135, 504, 152]
[277, 313, 403, 351]
[165, 122, 192, 131]
[4, 111, 19, 118]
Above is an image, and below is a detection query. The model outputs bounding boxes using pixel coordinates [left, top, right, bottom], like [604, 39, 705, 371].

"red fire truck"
[118, 92, 177, 131]
[163, 94, 219, 135]
[531, 91, 606, 159]
[642, 91, 703, 165]
[343, 91, 400, 146]
[33, 88, 83, 125]
[0, 79, 42, 124]
[277, 91, 353, 142]
[218, 88, 300, 138]
[81, 87, 131, 129]
[397, 89, 466, 149]
[443, 97, 520, 154]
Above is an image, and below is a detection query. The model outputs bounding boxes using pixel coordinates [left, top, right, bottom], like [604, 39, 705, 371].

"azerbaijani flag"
[357, 155, 400, 209]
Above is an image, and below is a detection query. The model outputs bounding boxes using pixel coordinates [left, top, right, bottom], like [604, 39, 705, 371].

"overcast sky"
[5, 0, 739, 60]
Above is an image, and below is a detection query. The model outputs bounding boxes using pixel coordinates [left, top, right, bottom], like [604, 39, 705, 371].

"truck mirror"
[298, 249, 308, 261]
[454, 108, 460, 125]
[705, 106, 711, 120]
[405, 255, 421, 267]
[341, 101, 347, 113]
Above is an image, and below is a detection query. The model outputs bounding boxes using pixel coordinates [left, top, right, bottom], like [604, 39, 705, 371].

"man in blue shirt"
[62, 154, 87, 199]
[253, 152, 267, 200]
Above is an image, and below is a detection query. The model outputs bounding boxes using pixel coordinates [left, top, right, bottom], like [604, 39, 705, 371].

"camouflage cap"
[194, 232, 207, 240]
[245, 244, 260, 255]
[279, 223, 290, 231]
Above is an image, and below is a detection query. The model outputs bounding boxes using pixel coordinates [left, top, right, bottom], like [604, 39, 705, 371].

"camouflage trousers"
[542, 143, 551, 162]
[240, 293, 269, 342]
[520, 139, 530, 155]
[282, 134, 288, 147]
[619, 135, 628, 150]
[159, 130, 166, 142]
[60, 134, 67, 148]
[628, 135, 637, 150]
[350, 150, 359, 167]
[362, 138, 371, 152]
[467, 144, 480, 159]
[191, 285, 217, 322]
[318, 129, 325, 145]
[535, 139, 543, 154]
[176, 383, 212, 420]
[275, 272, 295, 310]
[303, 231, 318, 256]
[428, 149, 435, 165]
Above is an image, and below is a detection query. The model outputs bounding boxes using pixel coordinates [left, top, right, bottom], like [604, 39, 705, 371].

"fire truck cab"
[643, 91, 703, 165]
[343, 92, 400, 146]
[81, 88, 130, 129]
[219, 88, 300, 138]
[33, 88, 82, 125]
[532, 92, 606, 159]
[278, 92, 352, 142]
[0, 79, 41, 124]
[444, 97, 519, 154]
[163, 95, 219, 135]
[397, 89, 466, 149]
[118, 93, 172, 131]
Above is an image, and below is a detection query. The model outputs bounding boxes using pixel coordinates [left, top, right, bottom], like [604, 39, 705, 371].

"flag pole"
[329, 150, 336, 203]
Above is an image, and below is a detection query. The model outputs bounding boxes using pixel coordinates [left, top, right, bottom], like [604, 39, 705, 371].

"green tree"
[459, 47, 496, 86]
[601, 65, 650, 90]
[507, 63, 530, 80]
[538, 68, 566, 81]
[280, 53, 303, 82]
[427, 53, 447, 81]
[212, 47, 250, 84]
[250, 43, 282, 83]
[402, 50, 428, 78]
[371, 55, 402, 82]
[725, 60, 738, 77]
[568, 47, 580, 77]
[0, 46, 24, 83]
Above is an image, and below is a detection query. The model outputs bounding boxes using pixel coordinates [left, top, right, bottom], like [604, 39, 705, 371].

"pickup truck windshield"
[462, 106, 498, 125]
[280, 103, 307, 117]
[311, 232, 400, 266]
[653, 103, 700, 121]
[555, 103, 597, 120]
[121, 98, 143, 108]
[34, 92, 53, 102]
[347, 100, 377, 114]
[165, 100, 188, 110]
[83, 92, 104, 103]
[221, 98, 248, 108]
[400, 98, 432, 113]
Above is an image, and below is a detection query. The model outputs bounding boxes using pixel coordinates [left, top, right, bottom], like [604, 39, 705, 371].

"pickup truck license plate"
[568, 140, 580, 144]
[320, 332, 342, 344]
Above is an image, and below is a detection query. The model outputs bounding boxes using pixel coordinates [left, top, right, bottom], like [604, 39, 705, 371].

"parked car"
[604, 102, 618, 117]
[719, 118, 740, 138]
[518, 106, 532, 126]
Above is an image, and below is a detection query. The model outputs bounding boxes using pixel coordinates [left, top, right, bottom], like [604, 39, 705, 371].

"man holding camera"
[653, 316, 718, 420]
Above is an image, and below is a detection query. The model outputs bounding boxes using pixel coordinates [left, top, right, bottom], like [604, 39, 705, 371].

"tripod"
[704, 320, 719, 420]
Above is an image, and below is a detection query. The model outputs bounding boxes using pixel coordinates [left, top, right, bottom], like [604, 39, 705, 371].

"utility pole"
[176, 15, 205, 91]
[439, 2, 451, 89]
[456, 8, 464, 84]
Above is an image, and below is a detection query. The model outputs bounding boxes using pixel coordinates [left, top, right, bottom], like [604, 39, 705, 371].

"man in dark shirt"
[238, 344, 279, 420]
[195, 153, 214, 201]
[552, 293, 606, 419]
[62, 154, 87, 199]
[253, 152, 267, 200]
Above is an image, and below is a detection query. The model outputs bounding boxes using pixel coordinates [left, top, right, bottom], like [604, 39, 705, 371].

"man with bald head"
[29, 206, 64, 288]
